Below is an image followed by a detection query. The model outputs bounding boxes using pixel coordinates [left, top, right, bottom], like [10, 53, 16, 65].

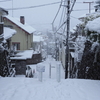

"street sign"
[36, 63, 45, 72]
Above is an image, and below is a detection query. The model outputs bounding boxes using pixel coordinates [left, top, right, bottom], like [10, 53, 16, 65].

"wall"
[59, 44, 66, 68]
[26, 53, 42, 64]
[3, 18, 33, 50]
[15, 60, 26, 75]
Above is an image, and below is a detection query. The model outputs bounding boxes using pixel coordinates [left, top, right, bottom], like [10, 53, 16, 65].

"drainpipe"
[27, 34, 28, 49]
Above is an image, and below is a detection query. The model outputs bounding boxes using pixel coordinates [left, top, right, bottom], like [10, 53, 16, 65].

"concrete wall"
[59, 44, 66, 68]
[15, 60, 26, 75]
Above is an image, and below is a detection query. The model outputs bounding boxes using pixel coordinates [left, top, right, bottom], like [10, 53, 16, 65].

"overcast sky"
[0, 0, 96, 32]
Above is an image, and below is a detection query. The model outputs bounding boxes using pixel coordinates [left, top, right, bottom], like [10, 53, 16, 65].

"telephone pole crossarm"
[83, 1, 94, 13]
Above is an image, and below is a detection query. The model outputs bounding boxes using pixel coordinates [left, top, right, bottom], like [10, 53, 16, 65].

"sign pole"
[49, 63, 51, 78]
[56, 63, 61, 82]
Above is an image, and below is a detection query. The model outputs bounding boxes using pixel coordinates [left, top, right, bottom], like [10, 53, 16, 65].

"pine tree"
[0, 44, 9, 77]
[77, 41, 93, 79]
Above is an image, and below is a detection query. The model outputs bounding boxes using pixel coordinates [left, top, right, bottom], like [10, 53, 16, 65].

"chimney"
[20, 16, 25, 24]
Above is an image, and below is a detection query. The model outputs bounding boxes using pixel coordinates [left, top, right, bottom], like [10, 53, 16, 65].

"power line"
[70, 16, 78, 19]
[71, 1, 94, 3]
[83, 1, 94, 13]
[52, 0, 63, 25]
[73, 8, 94, 11]
[74, 2, 88, 3]
[0, 0, 11, 2]
[58, 0, 67, 29]
[54, 20, 66, 34]
[6, 1, 63, 10]
[4, 1, 94, 12]
[70, 0, 76, 13]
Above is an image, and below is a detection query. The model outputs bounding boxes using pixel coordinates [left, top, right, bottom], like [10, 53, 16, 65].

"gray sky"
[0, 0, 96, 32]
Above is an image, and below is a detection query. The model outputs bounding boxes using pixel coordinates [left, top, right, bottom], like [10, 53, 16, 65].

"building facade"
[3, 16, 36, 51]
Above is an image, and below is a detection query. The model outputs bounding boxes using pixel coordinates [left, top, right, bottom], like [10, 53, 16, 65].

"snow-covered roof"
[79, 14, 88, 19]
[79, 11, 100, 20]
[86, 17, 100, 33]
[95, 0, 100, 3]
[10, 50, 33, 60]
[0, 7, 8, 15]
[10, 50, 40, 60]
[4, 27, 16, 39]
[3, 15, 36, 34]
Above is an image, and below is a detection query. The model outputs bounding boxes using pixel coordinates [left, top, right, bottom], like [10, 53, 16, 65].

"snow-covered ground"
[0, 56, 100, 100]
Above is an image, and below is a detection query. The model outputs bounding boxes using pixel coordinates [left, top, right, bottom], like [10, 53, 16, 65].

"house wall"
[33, 42, 41, 52]
[61, 48, 65, 68]
[3, 19, 33, 50]
[59, 45, 65, 68]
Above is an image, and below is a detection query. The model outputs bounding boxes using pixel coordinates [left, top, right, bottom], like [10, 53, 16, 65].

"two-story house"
[3, 15, 36, 51]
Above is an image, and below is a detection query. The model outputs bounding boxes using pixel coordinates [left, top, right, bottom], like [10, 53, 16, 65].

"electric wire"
[52, 0, 63, 25]
[73, 8, 94, 11]
[6, 1, 63, 10]
[0, 0, 11, 2]
[58, 8, 66, 34]
[70, 16, 78, 19]
[1, 1, 94, 12]
[54, 20, 66, 34]
[58, 0, 66, 28]
[53, 0, 67, 35]
[70, 0, 76, 13]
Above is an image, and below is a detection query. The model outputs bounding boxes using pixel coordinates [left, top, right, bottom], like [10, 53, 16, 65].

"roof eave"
[3, 17, 34, 35]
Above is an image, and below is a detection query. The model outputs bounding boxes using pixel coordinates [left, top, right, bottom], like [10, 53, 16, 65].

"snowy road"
[0, 78, 100, 100]
[0, 57, 100, 100]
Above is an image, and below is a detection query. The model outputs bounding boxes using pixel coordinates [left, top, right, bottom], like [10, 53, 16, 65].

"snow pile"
[91, 41, 99, 51]
[10, 50, 33, 60]
[0, 56, 100, 100]
[95, 0, 100, 3]
[0, 78, 100, 100]
[86, 17, 100, 33]
[0, 44, 5, 53]
[4, 27, 16, 39]
[75, 36, 86, 52]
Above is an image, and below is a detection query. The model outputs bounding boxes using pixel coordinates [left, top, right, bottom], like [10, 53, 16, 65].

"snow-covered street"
[0, 57, 100, 100]
[1, 1, 100, 100]
[0, 78, 100, 100]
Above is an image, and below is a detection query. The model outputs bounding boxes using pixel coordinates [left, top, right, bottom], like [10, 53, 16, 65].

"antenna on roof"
[12, 0, 13, 16]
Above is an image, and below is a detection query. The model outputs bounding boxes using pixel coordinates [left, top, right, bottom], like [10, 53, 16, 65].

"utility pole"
[65, 0, 76, 79]
[65, 0, 70, 79]
[83, 1, 94, 13]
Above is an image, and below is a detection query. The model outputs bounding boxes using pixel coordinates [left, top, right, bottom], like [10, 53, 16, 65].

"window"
[12, 42, 20, 50]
